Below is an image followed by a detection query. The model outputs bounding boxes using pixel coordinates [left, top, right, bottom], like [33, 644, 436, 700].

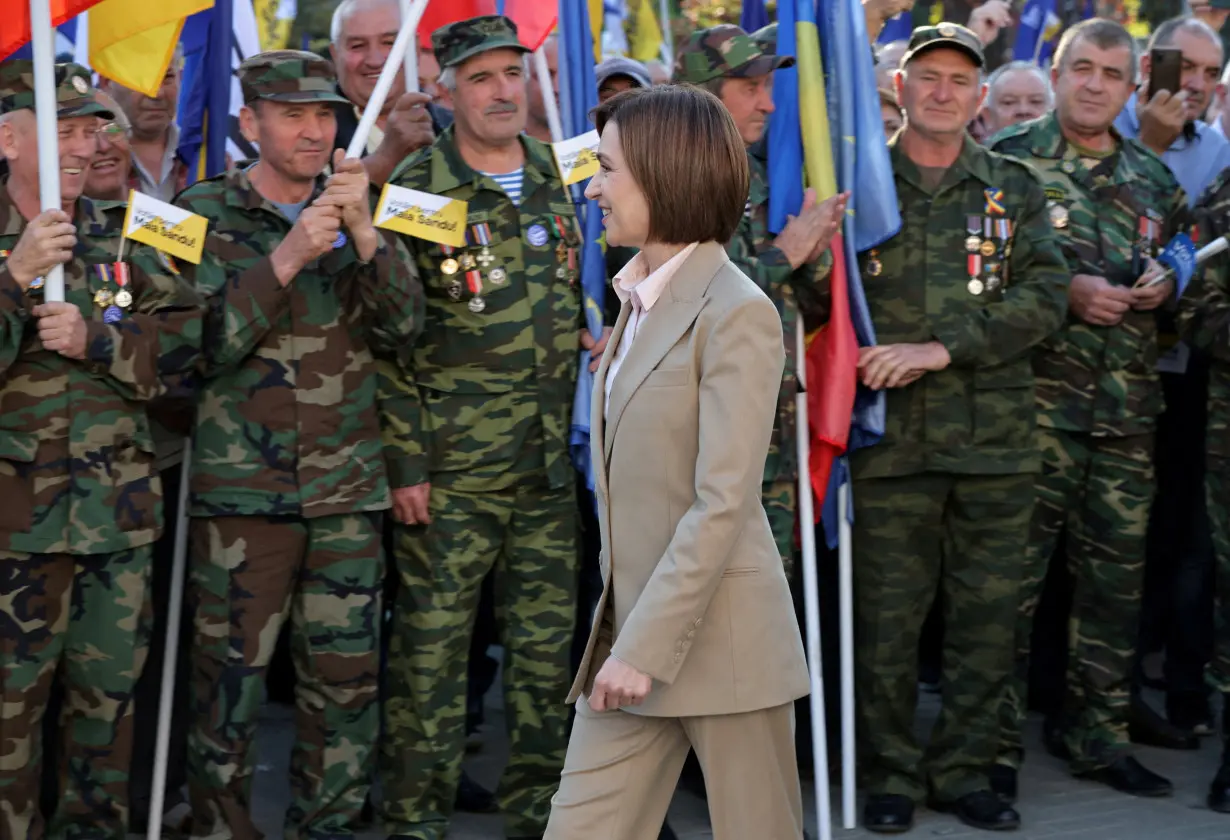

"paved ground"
[228, 686, 1228, 840]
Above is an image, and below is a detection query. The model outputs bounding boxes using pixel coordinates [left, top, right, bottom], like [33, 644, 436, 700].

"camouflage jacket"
[991, 113, 1189, 437]
[175, 167, 423, 519]
[1180, 169, 1230, 462]
[379, 127, 583, 493]
[0, 186, 202, 554]
[727, 147, 832, 484]
[852, 135, 1069, 480]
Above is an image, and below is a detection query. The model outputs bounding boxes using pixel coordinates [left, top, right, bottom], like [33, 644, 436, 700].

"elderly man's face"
[451, 49, 528, 146]
[0, 110, 98, 204]
[895, 49, 986, 141]
[86, 111, 132, 199]
[331, 2, 405, 109]
[981, 68, 1050, 136]
[107, 66, 180, 141]
[598, 75, 640, 104]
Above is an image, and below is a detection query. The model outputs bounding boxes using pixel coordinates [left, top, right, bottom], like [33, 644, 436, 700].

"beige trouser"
[545, 699, 804, 840]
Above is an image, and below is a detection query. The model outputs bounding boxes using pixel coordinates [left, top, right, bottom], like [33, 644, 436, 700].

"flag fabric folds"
[628, 0, 661, 62]
[1, 0, 103, 60]
[1013, 0, 1094, 65]
[176, 0, 259, 182]
[504, 0, 557, 51]
[418, 0, 498, 50]
[876, 12, 913, 44]
[765, 0, 801, 236]
[7, 20, 83, 62]
[558, 0, 607, 499]
[740, 0, 768, 34]
[252, 0, 294, 51]
[89, 0, 214, 96]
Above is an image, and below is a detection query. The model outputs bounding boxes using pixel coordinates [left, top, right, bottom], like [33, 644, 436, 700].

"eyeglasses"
[99, 122, 131, 141]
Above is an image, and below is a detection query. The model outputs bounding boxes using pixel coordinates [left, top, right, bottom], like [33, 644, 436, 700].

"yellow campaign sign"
[122, 190, 208, 264]
[552, 130, 601, 186]
[374, 184, 468, 247]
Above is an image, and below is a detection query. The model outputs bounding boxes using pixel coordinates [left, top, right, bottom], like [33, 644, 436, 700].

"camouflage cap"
[432, 15, 530, 70]
[0, 61, 115, 119]
[238, 50, 350, 105]
[674, 24, 794, 85]
[900, 23, 985, 69]
[750, 23, 778, 55]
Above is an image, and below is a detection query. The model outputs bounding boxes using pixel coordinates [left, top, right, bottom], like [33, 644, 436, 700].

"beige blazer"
[568, 241, 810, 718]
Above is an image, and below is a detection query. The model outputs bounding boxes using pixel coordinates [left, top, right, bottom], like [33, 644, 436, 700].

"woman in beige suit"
[544, 85, 811, 840]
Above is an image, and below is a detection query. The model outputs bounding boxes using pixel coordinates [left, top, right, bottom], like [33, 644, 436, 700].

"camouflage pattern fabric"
[0, 546, 153, 840]
[237, 49, 350, 106]
[430, 15, 529, 70]
[990, 112, 1190, 437]
[0, 60, 115, 119]
[173, 166, 423, 519]
[379, 126, 582, 492]
[0, 188, 202, 555]
[997, 430, 1153, 773]
[851, 134, 1070, 480]
[851, 472, 1033, 801]
[186, 512, 383, 840]
[1207, 464, 1230, 695]
[1179, 170, 1230, 694]
[379, 126, 580, 838]
[382, 484, 576, 839]
[899, 23, 986, 69]
[672, 24, 793, 85]
[761, 479, 797, 576]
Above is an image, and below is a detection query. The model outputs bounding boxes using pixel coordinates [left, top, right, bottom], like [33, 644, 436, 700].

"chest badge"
[984, 188, 1006, 216]
[527, 224, 549, 247]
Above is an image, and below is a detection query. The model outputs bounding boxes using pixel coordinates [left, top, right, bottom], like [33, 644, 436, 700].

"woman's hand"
[588, 655, 652, 711]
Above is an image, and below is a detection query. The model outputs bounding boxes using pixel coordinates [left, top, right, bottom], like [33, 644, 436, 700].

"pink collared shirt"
[604, 243, 699, 419]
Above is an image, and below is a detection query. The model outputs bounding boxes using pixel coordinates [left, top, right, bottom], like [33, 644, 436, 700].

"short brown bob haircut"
[590, 85, 748, 245]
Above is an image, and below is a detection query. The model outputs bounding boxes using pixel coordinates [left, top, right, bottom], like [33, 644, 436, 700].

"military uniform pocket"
[972, 365, 1036, 448]
[0, 430, 38, 533]
[109, 438, 160, 533]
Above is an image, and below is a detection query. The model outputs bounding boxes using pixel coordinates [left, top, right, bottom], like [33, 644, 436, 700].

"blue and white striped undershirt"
[481, 168, 524, 206]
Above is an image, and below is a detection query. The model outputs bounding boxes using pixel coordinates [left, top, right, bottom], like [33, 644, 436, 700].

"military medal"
[447, 280, 463, 300]
[984, 188, 1006, 217]
[866, 249, 882, 277]
[103, 305, 123, 324]
[460, 252, 477, 271]
[94, 288, 114, 307]
[473, 223, 495, 268]
[968, 252, 983, 295]
[465, 268, 485, 313]
[440, 245, 459, 275]
[489, 267, 507, 285]
[1049, 203, 1069, 230]
[979, 239, 996, 257]
[113, 261, 131, 309]
[527, 223, 549, 247]
[965, 235, 981, 252]
[1061, 160, 1076, 174]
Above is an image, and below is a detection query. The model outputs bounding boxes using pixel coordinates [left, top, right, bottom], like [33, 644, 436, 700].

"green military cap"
[0, 60, 115, 119]
[750, 23, 778, 55]
[674, 23, 794, 85]
[900, 23, 985, 69]
[238, 49, 350, 105]
[432, 15, 530, 70]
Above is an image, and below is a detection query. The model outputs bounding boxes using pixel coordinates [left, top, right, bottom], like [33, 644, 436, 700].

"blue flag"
[741, 0, 769, 33]
[559, 0, 608, 499]
[817, 0, 899, 545]
[876, 12, 913, 44]
[1014, 0, 1093, 65]
[766, 0, 802, 235]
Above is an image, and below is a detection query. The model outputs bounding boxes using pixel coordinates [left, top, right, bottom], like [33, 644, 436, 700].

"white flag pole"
[658, 0, 673, 67]
[795, 319, 833, 840]
[533, 46, 564, 144]
[839, 480, 856, 829]
[400, 0, 419, 93]
[347, 0, 428, 158]
[28, 0, 64, 302]
[146, 440, 193, 840]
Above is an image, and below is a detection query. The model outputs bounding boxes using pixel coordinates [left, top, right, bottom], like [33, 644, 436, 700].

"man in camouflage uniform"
[1180, 169, 1230, 813]
[990, 18, 1187, 799]
[174, 51, 423, 840]
[673, 23, 845, 575]
[378, 16, 588, 840]
[0, 61, 202, 839]
[852, 25, 1069, 833]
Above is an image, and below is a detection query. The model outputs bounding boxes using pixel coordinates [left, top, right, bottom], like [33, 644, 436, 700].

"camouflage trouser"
[851, 472, 1031, 801]
[187, 513, 383, 840]
[762, 478, 797, 577]
[0, 547, 153, 840]
[381, 481, 577, 840]
[997, 430, 1153, 774]
[1207, 459, 1230, 695]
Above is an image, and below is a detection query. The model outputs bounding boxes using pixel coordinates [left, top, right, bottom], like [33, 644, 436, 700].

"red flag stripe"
[806, 234, 859, 518]
[503, 0, 558, 51]
[418, 0, 499, 51]
[1, 0, 106, 62]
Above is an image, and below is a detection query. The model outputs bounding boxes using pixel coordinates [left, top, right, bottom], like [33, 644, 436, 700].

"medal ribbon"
[475, 223, 491, 247]
[113, 262, 129, 287]
[466, 269, 482, 295]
